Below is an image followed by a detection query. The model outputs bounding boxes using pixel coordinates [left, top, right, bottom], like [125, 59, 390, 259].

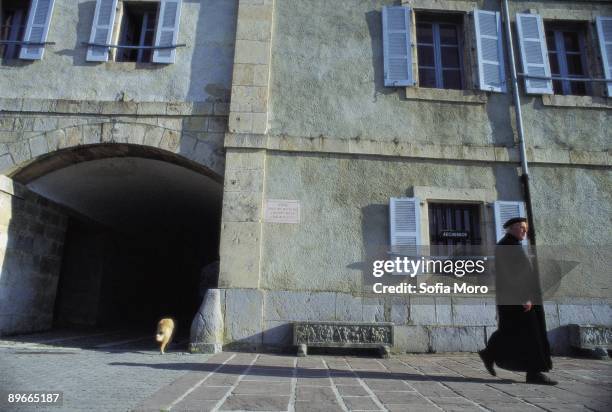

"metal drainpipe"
[501, 0, 537, 245]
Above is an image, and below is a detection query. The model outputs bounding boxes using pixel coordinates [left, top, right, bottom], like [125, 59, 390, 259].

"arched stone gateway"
[1, 121, 225, 180]
[0, 136, 225, 339]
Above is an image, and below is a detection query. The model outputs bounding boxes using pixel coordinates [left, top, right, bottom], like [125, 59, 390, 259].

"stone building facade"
[0, 0, 610, 354]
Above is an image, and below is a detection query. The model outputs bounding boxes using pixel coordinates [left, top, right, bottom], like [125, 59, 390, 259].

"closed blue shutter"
[382, 6, 413, 87]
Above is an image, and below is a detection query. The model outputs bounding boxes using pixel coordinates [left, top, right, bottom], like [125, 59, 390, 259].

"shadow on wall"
[365, 9, 397, 102]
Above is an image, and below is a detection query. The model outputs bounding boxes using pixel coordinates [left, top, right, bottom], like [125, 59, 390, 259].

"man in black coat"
[479, 217, 557, 385]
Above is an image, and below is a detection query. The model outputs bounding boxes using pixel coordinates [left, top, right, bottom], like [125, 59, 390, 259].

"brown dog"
[155, 318, 175, 354]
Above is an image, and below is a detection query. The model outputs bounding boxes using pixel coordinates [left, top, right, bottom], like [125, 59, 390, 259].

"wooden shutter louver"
[493, 201, 527, 245]
[19, 0, 55, 60]
[390, 197, 421, 256]
[86, 0, 118, 62]
[595, 17, 612, 97]
[152, 0, 182, 64]
[474, 9, 506, 92]
[382, 6, 413, 87]
[516, 13, 552, 94]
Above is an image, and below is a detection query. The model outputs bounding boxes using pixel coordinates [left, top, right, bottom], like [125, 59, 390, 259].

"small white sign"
[265, 199, 300, 224]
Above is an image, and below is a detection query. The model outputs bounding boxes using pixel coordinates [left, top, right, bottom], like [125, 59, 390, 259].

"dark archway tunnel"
[8, 147, 223, 340]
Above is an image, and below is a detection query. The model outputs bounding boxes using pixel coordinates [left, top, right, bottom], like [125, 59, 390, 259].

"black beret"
[503, 217, 527, 228]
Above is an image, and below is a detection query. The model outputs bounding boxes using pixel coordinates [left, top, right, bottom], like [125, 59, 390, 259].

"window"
[416, 13, 464, 90]
[545, 23, 589, 96]
[116, 2, 158, 62]
[0, 0, 31, 59]
[428, 203, 481, 246]
[87, 0, 182, 64]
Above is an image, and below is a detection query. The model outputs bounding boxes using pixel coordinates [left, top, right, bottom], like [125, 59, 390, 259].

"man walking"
[479, 217, 557, 385]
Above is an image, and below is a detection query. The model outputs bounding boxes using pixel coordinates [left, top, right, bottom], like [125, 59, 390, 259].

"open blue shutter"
[382, 6, 413, 87]
[516, 13, 552, 94]
[86, 0, 118, 62]
[390, 198, 420, 256]
[19, 0, 55, 60]
[493, 201, 527, 245]
[595, 17, 612, 97]
[152, 0, 182, 64]
[474, 9, 506, 92]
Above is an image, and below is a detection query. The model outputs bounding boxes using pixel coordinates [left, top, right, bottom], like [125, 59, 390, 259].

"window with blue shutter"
[516, 13, 552, 94]
[382, 6, 413, 87]
[474, 9, 506, 93]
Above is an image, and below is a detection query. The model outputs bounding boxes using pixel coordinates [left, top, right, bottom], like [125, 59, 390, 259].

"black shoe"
[478, 350, 496, 376]
[526, 372, 557, 385]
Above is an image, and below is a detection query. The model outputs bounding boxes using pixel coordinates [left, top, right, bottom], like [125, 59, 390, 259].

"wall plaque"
[265, 199, 300, 224]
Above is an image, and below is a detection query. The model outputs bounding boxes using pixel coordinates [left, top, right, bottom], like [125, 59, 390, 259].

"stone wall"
[0, 176, 68, 336]
[0, 98, 228, 177]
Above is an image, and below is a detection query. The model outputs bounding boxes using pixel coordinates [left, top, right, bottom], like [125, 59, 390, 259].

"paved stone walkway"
[136, 352, 612, 412]
[0, 330, 610, 411]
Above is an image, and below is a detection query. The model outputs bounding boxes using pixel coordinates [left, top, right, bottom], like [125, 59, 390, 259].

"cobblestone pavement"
[0, 330, 611, 411]
[0, 329, 210, 412]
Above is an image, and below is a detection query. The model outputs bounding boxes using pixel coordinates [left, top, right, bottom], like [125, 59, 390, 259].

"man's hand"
[523, 301, 532, 312]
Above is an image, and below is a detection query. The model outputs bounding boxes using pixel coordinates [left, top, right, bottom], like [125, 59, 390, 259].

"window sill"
[405, 87, 487, 104]
[541, 94, 612, 109]
[103, 61, 165, 70]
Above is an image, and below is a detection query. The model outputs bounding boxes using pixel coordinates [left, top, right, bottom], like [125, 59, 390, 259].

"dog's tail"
[155, 333, 164, 342]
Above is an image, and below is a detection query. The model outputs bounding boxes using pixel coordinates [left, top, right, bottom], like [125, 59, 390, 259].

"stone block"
[391, 302, 409, 325]
[214, 103, 230, 116]
[8, 140, 31, 165]
[451, 297, 496, 326]
[335, 293, 363, 322]
[231, 86, 268, 113]
[237, 19, 272, 41]
[394, 325, 430, 353]
[136, 102, 166, 116]
[233, 64, 255, 86]
[225, 148, 266, 170]
[435, 297, 452, 325]
[192, 102, 214, 115]
[544, 302, 560, 329]
[208, 117, 227, 132]
[222, 191, 263, 222]
[159, 130, 181, 152]
[224, 168, 264, 193]
[558, 301, 611, 325]
[218, 222, 261, 289]
[29, 135, 48, 158]
[0, 154, 14, 173]
[263, 320, 292, 346]
[264, 290, 336, 322]
[166, 102, 192, 116]
[251, 113, 267, 134]
[184, 117, 209, 132]
[143, 126, 164, 147]
[224, 289, 263, 345]
[362, 297, 385, 322]
[82, 124, 102, 145]
[569, 150, 608, 166]
[45, 129, 65, 151]
[430, 326, 485, 352]
[409, 297, 436, 325]
[79, 101, 102, 114]
[0, 117, 14, 131]
[234, 40, 270, 65]
[229, 112, 253, 133]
